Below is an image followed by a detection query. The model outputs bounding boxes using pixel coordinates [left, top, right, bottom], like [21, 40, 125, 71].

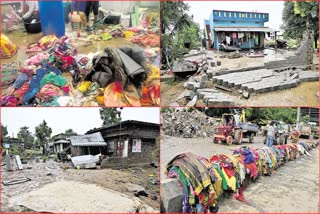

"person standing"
[267, 123, 275, 147]
[85, 1, 99, 28]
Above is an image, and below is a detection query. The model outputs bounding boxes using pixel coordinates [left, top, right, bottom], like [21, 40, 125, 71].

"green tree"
[100, 108, 122, 126]
[64, 129, 77, 136]
[35, 120, 52, 155]
[1, 124, 8, 142]
[244, 108, 297, 125]
[282, 1, 318, 47]
[17, 126, 34, 149]
[161, 1, 201, 66]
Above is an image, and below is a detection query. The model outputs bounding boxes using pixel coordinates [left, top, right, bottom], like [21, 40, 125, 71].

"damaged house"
[69, 132, 107, 156]
[86, 120, 159, 168]
[204, 9, 276, 50]
[51, 134, 71, 154]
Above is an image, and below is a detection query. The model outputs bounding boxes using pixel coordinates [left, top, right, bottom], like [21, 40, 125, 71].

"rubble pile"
[161, 110, 217, 138]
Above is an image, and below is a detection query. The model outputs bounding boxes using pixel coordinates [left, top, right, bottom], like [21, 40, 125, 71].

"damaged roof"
[70, 132, 107, 147]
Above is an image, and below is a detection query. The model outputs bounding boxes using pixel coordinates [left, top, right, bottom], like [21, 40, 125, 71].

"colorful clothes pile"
[166, 140, 319, 213]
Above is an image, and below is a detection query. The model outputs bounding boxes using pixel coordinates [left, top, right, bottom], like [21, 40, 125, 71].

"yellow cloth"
[124, 31, 135, 38]
[1, 33, 17, 59]
[77, 81, 91, 93]
[212, 168, 223, 197]
[221, 167, 236, 192]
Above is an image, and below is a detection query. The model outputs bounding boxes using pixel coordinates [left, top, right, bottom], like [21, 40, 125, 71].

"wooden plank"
[15, 155, 23, 170]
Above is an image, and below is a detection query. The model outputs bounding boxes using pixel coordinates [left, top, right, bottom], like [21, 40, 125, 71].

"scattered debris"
[2, 177, 31, 186]
[161, 110, 217, 138]
[70, 154, 100, 169]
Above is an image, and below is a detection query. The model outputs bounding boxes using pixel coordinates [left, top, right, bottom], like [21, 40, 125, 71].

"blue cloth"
[13, 73, 28, 89]
[22, 68, 49, 103]
[240, 148, 255, 164]
[22, 65, 62, 104]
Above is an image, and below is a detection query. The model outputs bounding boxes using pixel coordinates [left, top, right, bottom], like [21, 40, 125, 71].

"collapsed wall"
[265, 30, 314, 69]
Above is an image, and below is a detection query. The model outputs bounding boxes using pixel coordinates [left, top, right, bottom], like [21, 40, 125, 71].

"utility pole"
[296, 107, 301, 129]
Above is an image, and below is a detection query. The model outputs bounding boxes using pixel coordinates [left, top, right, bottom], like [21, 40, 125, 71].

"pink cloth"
[232, 33, 237, 38]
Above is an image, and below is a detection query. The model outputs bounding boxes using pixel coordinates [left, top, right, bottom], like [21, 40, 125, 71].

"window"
[250, 14, 252, 18]
[254, 14, 257, 18]
[219, 12, 221, 17]
[224, 12, 226, 17]
[245, 13, 248, 18]
[132, 139, 141, 152]
[263, 14, 265, 19]
[229, 12, 231, 17]
[259, 14, 261, 19]
[234, 13, 236, 17]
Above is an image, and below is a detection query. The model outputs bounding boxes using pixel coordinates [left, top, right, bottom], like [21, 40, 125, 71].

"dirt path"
[160, 135, 319, 212]
[1, 162, 159, 212]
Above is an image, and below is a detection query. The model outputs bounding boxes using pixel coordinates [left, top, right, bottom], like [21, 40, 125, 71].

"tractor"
[213, 114, 243, 145]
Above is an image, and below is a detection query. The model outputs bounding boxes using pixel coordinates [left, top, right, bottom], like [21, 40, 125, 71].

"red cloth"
[246, 163, 258, 179]
[13, 82, 30, 104]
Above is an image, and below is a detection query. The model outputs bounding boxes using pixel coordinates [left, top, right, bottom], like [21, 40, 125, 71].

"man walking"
[267, 122, 275, 147]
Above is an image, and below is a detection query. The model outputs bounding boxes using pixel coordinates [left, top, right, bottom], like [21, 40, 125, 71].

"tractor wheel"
[249, 133, 255, 143]
[226, 136, 233, 145]
[234, 130, 243, 145]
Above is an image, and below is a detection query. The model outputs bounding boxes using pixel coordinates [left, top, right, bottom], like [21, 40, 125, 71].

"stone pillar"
[160, 179, 183, 213]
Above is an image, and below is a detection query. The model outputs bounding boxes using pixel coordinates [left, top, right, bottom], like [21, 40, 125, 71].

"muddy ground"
[160, 135, 319, 212]
[160, 51, 319, 107]
[1, 160, 159, 212]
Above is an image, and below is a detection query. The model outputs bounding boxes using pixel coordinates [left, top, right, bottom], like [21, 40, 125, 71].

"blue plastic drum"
[38, 1, 65, 37]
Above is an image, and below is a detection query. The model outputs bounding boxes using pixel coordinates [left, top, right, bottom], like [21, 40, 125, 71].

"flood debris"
[2, 177, 31, 186]
[161, 139, 319, 213]
[1, 3, 160, 107]
[161, 109, 217, 138]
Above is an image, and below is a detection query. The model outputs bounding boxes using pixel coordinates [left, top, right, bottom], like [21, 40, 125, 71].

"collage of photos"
[0, 0, 319, 214]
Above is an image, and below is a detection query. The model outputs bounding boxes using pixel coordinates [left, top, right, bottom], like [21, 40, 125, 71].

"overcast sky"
[187, 1, 284, 30]
[1, 108, 159, 137]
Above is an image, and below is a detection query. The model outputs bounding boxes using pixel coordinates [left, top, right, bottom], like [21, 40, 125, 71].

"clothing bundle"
[165, 140, 319, 213]
[1, 31, 160, 106]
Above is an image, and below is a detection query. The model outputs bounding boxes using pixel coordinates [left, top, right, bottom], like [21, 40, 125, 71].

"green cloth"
[40, 72, 67, 88]
[101, 33, 112, 41]
[213, 165, 228, 190]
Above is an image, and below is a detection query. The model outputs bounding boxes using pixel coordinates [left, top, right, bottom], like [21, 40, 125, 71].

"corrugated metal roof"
[214, 27, 276, 32]
[70, 132, 107, 147]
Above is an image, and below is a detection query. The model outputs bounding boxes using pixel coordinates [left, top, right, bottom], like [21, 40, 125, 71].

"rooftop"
[86, 120, 159, 134]
[69, 132, 107, 147]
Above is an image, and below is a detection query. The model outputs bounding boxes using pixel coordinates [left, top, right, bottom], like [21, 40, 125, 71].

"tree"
[64, 129, 77, 136]
[100, 108, 122, 126]
[17, 126, 34, 149]
[282, 1, 318, 47]
[1, 124, 8, 142]
[161, 1, 201, 66]
[35, 120, 52, 155]
[244, 108, 297, 125]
